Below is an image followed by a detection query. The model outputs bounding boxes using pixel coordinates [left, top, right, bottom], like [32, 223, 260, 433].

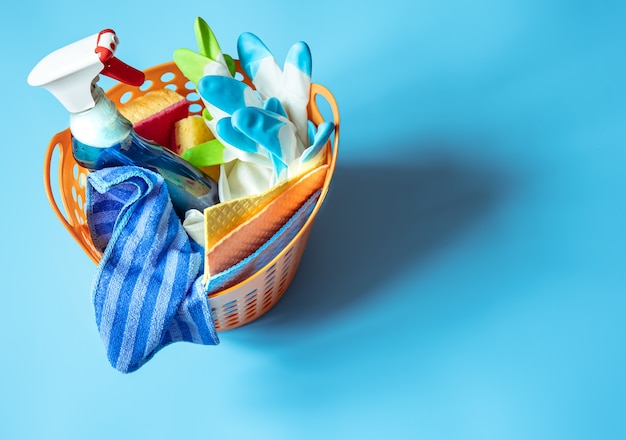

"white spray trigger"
[27, 29, 145, 114]
[28, 33, 104, 113]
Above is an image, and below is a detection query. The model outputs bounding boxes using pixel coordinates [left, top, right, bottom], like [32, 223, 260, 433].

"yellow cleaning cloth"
[203, 164, 322, 248]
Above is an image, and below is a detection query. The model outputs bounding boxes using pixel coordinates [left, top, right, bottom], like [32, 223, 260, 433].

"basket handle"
[44, 133, 73, 230]
[43, 131, 101, 264]
[308, 83, 340, 198]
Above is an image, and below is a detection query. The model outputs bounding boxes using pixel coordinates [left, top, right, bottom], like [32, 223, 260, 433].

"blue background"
[2, 0, 625, 438]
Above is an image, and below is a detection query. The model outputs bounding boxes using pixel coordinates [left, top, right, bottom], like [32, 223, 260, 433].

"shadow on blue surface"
[249, 145, 514, 331]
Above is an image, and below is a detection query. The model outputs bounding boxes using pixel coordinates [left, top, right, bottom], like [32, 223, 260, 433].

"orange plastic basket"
[44, 61, 339, 331]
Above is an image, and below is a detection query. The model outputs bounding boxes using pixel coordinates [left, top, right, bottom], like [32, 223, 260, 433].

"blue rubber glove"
[237, 32, 312, 149]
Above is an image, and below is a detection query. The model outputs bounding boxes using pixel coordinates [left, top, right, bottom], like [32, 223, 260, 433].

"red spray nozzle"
[96, 29, 145, 86]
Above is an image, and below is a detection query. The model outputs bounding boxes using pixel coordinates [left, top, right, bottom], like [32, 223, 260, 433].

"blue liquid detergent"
[73, 131, 219, 217]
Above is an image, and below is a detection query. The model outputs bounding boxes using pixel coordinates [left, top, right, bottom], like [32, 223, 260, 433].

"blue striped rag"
[86, 166, 219, 373]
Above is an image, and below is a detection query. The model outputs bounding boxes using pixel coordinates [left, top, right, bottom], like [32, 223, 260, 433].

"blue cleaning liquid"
[73, 130, 219, 217]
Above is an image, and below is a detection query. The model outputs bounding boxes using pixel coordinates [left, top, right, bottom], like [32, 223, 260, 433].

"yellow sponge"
[175, 115, 220, 181]
[174, 115, 215, 154]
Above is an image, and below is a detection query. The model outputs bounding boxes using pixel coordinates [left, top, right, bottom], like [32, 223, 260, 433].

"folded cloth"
[207, 189, 321, 294]
[86, 166, 219, 373]
[206, 165, 327, 278]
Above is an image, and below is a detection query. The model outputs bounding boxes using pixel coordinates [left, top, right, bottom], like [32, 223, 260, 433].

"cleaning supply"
[86, 166, 219, 373]
[206, 164, 328, 279]
[237, 32, 312, 148]
[118, 88, 189, 152]
[182, 209, 206, 246]
[207, 189, 322, 294]
[172, 16, 236, 85]
[28, 29, 219, 218]
[193, 49, 333, 199]
[173, 18, 335, 202]
[182, 163, 328, 272]
[174, 114, 221, 181]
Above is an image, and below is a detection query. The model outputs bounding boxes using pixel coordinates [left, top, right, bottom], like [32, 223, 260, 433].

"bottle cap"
[27, 29, 145, 113]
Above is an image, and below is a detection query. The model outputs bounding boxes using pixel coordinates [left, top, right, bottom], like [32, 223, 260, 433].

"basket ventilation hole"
[119, 91, 133, 104]
[74, 209, 84, 225]
[261, 298, 273, 311]
[164, 83, 177, 92]
[245, 301, 257, 311]
[184, 81, 196, 90]
[189, 103, 202, 114]
[160, 71, 175, 83]
[71, 186, 77, 202]
[78, 172, 87, 188]
[186, 92, 200, 102]
[139, 80, 153, 91]
[73, 164, 79, 180]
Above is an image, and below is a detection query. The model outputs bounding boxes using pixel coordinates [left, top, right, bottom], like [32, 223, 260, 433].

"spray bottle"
[28, 29, 220, 217]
